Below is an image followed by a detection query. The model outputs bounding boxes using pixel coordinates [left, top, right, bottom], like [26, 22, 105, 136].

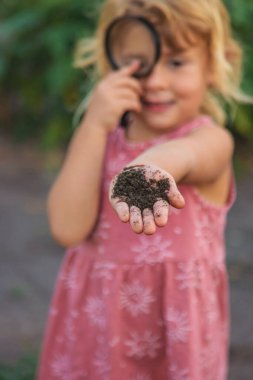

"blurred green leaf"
[0, 0, 101, 147]
[0, 352, 37, 380]
[0, 11, 43, 43]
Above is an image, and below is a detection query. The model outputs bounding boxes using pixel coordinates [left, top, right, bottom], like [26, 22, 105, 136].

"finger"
[129, 206, 143, 234]
[127, 100, 142, 113]
[117, 98, 142, 113]
[113, 200, 130, 222]
[114, 77, 143, 96]
[153, 199, 169, 227]
[112, 87, 141, 104]
[119, 60, 141, 77]
[166, 179, 185, 209]
[109, 178, 130, 222]
[143, 208, 156, 235]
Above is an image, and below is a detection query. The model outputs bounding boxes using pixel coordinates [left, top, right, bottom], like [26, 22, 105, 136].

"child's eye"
[168, 58, 185, 68]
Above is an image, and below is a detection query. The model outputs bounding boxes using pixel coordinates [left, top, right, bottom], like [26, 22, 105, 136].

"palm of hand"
[109, 164, 185, 235]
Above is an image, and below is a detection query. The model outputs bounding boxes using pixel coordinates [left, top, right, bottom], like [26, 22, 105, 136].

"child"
[37, 0, 248, 379]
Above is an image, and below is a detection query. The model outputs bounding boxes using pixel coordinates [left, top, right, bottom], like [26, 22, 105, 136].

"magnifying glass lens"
[106, 17, 159, 77]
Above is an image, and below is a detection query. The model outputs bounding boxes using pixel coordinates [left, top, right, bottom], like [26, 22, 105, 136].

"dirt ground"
[0, 138, 253, 379]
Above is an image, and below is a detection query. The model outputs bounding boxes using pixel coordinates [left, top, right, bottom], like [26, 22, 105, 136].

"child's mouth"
[141, 99, 175, 112]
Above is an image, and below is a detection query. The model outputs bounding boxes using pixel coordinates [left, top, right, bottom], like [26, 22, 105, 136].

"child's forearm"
[48, 120, 108, 247]
[128, 126, 234, 185]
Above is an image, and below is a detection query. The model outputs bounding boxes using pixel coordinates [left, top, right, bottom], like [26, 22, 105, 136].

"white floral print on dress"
[61, 268, 79, 291]
[125, 330, 163, 359]
[92, 213, 111, 241]
[90, 261, 117, 280]
[194, 209, 215, 248]
[51, 354, 87, 380]
[175, 260, 204, 291]
[93, 344, 111, 378]
[203, 290, 219, 324]
[173, 226, 183, 235]
[63, 316, 77, 342]
[51, 354, 71, 379]
[165, 307, 191, 344]
[109, 336, 120, 347]
[120, 280, 156, 317]
[169, 363, 190, 380]
[83, 296, 107, 330]
[132, 234, 174, 265]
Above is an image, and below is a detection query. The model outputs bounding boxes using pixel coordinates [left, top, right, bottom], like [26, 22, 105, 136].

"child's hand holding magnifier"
[85, 15, 162, 133]
[104, 15, 161, 127]
[85, 60, 143, 133]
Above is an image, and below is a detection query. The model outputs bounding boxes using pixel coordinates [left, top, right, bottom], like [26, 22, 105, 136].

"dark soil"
[112, 166, 170, 211]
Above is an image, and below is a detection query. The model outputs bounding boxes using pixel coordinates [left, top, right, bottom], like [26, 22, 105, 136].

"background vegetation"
[0, 0, 101, 148]
[0, 353, 37, 380]
[0, 0, 252, 150]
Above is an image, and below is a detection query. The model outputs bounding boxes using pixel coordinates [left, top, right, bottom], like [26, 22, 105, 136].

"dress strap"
[167, 115, 215, 139]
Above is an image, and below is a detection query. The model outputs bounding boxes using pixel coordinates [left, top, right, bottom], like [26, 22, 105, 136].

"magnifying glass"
[104, 15, 161, 126]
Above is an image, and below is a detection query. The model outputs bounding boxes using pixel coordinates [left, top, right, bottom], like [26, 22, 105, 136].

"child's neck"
[124, 122, 165, 143]
[125, 113, 203, 143]
[125, 118, 180, 143]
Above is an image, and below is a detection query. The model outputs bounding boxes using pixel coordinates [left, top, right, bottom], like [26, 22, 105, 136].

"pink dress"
[37, 116, 235, 380]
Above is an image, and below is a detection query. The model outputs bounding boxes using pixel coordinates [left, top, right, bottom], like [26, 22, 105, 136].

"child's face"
[130, 42, 213, 138]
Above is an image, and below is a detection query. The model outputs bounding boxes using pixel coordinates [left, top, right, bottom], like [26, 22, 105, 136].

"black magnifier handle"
[121, 111, 131, 127]
[120, 56, 150, 127]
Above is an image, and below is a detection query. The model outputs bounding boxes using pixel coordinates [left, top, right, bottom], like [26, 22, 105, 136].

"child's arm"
[47, 122, 108, 247]
[48, 62, 142, 247]
[132, 125, 234, 183]
[109, 124, 234, 234]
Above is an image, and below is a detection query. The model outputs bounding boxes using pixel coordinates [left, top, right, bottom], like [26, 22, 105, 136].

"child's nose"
[142, 63, 169, 90]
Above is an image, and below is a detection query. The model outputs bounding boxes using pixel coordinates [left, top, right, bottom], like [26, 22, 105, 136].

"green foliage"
[224, 0, 253, 142]
[0, 353, 37, 380]
[0, 0, 252, 147]
[0, 0, 102, 147]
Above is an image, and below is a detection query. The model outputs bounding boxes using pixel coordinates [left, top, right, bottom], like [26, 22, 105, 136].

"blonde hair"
[74, 0, 249, 126]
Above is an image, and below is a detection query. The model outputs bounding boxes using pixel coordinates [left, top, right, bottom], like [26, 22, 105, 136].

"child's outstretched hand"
[109, 164, 185, 235]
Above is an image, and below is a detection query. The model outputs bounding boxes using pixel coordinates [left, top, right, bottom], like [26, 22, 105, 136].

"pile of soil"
[112, 166, 170, 211]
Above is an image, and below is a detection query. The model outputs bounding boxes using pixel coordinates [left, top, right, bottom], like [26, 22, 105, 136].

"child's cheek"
[175, 75, 207, 99]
